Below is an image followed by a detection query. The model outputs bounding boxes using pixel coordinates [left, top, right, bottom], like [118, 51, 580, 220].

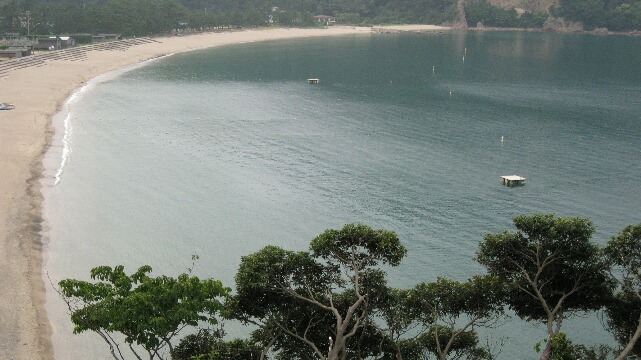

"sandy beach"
[0, 26, 392, 360]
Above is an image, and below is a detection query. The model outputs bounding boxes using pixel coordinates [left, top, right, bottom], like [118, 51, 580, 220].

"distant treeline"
[553, 0, 641, 31]
[0, 0, 640, 37]
[465, 0, 641, 31]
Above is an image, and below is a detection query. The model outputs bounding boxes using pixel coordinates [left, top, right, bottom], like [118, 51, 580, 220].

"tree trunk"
[538, 339, 552, 360]
[327, 336, 343, 360]
[394, 342, 403, 360]
[539, 314, 556, 360]
[616, 312, 641, 360]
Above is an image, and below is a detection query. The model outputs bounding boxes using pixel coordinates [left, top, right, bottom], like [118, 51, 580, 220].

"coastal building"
[92, 34, 122, 42]
[0, 47, 32, 59]
[313, 15, 336, 25]
[1, 36, 34, 50]
[34, 36, 75, 50]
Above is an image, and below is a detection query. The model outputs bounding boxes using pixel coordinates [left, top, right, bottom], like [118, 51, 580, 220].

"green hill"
[1, 0, 640, 37]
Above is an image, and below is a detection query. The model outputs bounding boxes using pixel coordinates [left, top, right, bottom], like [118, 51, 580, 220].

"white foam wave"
[53, 87, 83, 185]
[51, 54, 176, 186]
[54, 112, 73, 185]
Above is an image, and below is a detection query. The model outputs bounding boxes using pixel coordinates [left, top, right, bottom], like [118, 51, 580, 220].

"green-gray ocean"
[43, 31, 641, 359]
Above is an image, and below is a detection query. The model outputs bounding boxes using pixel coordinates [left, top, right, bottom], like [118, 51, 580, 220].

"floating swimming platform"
[501, 175, 526, 186]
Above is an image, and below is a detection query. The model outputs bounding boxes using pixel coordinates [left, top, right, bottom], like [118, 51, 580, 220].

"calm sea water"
[42, 31, 641, 359]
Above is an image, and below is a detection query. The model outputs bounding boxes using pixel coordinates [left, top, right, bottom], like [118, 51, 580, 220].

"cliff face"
[486, 0, 559, 13]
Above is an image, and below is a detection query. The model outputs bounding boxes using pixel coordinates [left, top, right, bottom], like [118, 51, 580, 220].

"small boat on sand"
[0, 103, 15, 110]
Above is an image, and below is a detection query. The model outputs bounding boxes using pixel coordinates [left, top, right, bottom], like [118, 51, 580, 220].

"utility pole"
[26, 11, 31, 36]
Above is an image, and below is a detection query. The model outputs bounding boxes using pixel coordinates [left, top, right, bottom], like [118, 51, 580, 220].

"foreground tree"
[230, 224, 407, 360]
[58, 264, 229, 360]
[476, 214, 613, 360]
[603, 224, 641, 359]
[171, 327, 265, 360]
[396, 276, 504, 360]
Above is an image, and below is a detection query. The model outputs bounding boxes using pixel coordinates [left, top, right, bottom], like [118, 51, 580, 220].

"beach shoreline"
[0, 25, 455, 360]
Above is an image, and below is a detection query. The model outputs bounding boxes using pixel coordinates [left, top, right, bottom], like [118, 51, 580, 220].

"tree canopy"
[171, 328, 266, 360]
[476, 214, 614, 359]
[57, 218, 641, 360]
[402, 275, 505, 359]
[231, 224, 407, 360]
[58, 264, 229, 360]
[603, 223, 641, 359]
[228, 224, 509, 360]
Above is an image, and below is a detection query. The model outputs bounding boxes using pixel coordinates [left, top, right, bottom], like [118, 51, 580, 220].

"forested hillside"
[1, 0, 640, 41]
